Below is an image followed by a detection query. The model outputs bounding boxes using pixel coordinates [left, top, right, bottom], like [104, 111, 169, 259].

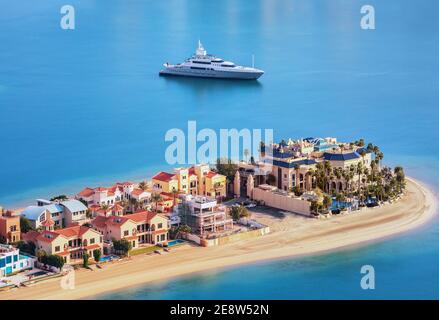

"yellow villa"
[152, 164, 226, 198]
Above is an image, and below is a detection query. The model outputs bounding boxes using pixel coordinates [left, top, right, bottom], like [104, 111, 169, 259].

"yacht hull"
[159, 68, 263, 80]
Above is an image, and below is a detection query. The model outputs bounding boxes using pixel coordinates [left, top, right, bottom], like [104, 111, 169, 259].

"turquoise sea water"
[1, 0, 439, 299]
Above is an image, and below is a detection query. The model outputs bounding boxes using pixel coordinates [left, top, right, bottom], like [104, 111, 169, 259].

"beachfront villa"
[152, 164, 227, 198]
[232, 137, 401, 216]
[20, 199, 89, 229]
[0, 244, 35, 277]
[244, 137, 373, 194]
[76, 181, 136, 206]
[0, 209, 20, 244]
[130, 188, 152, 203]
[23, 224, 103, 264]
[178, 195, 233, 237]
[91, 211, 169, 248]
[89, 202, 125, 218]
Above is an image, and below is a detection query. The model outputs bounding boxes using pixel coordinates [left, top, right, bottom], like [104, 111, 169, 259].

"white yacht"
[159, 41, 264, 80]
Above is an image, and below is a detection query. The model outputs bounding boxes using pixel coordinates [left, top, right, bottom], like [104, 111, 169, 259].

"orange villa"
[0, 209, 20, 244]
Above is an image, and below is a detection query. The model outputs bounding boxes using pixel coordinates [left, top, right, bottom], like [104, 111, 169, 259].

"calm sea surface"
[1, 0, 439, 299]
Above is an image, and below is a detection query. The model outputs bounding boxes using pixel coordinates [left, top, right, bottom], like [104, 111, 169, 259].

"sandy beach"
[1, 177, 437, 300]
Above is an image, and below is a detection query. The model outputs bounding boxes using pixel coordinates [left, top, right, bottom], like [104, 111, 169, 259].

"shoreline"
[1, 177, 437, 300]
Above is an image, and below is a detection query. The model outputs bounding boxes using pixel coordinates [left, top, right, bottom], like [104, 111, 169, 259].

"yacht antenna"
[252, 54, 255, 68]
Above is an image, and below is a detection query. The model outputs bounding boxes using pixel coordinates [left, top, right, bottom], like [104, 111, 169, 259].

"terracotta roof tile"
[152, 172, 176, 182]
[78, 187, 94, 197]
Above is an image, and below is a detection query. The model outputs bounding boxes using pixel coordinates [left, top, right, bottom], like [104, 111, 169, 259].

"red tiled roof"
[41, 219, 55, 227]
[36, 230, 62, 243]
[126, 211, 156, 223]
[206, 171, 219, 178]
[92, 215, 133, 228]
[78, 187, 94, 197]
[152, 230, 168, 235]
[84, 244, 101, 250]
[91, 216, 108, 228]
[152, 172, 176, 182]
[160, 191, 182, 199]
[105, 216, 131, 226]
[116, 181, 134, 186]
[108, 185, 123, 193]
[110, 203, 124, 211]
[54, 225, 93, 238]
[188, 167, 195, 174]
[131, 188, 147, 196]
[22, 230, 40, 243]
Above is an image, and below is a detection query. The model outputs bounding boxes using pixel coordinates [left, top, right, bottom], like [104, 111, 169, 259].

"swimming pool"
[99, 255, 119, 263]
[167, 239, 186, 247]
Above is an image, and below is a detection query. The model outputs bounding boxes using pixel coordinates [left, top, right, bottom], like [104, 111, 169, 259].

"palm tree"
[356, 161, 364, 196]
[138, 181, 147, 191]
[323, 161, 332, 193]
[151, 193, 163, 212]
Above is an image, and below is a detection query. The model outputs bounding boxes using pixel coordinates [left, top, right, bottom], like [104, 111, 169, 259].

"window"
[55, 246, 60, 252]
[158, 223, 163, 229]
[124, 230, 129, 236]
[192, 60, 211, 65]
[90, 238, 95, 244]
[160, 234, 165, 241]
